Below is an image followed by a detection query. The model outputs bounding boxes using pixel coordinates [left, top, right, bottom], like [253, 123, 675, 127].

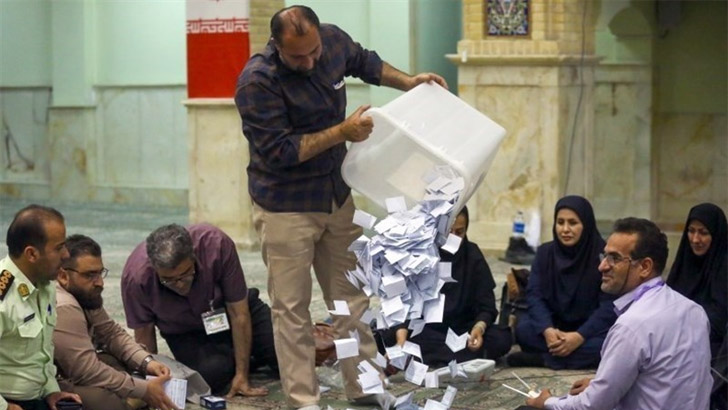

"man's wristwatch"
[139, 355, 154, 374]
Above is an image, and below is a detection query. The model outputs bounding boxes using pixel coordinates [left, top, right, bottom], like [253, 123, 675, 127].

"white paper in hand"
[146, 376, 187, 409]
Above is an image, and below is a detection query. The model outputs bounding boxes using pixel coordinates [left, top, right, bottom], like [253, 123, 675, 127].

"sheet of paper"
[381, 274, 407, 298]
[353, 210, 377, 229]
[328, 300, 350, 316]
[405, 360, 428, 386]
[441, 385, 458, 407]
[374, 352, 387, 368]
[408, 318, 426, 338]
[402, 341, 422, 359]
[448, 359, 467, 379]
[381, 296, 404, 317]
[394, 392, 414, 408]
[358, 359, 378, 375]
[147, 376, 186, 409]
[386, 196, 408, 213]
[423, 294, 445, 323]
[334, 338, 359, 359]
[424, 399, 448, 410]
[425, 371, 439, 388]
[349, 329, 360, 345]
[440, 233, 462, 254]
[438, 262, 456, 283]
[445, 328, 469, 353]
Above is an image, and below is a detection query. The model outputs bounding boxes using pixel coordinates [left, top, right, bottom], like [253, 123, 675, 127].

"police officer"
[0, 205, 81, 410]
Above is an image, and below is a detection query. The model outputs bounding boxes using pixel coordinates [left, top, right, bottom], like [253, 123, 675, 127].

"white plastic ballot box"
[342, 83, 506, 217]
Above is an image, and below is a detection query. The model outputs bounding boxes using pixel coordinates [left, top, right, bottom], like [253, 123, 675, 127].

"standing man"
[54, 234, 178, 410]
[525, 218, 712, 410]
[0, 205, 81, 410]
[121, 223, 277, 398]
[235, 5, 447, 409]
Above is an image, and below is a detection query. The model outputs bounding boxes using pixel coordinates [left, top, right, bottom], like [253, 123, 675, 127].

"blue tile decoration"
[487, 0, 530, 36]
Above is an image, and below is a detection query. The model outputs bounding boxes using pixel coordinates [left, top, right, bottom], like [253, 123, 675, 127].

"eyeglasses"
[159, 266, 196, 287]
[599, 253, 639, 267]
[64, 267, 109, 281]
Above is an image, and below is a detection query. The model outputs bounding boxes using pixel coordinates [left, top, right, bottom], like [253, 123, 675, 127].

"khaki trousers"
[253, 196, 382, 408]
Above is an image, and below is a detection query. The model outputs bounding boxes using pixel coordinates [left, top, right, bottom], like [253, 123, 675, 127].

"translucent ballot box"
[342, 83, 506, 217]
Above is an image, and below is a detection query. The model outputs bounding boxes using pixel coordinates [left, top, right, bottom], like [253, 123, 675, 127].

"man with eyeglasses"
[53, 234, 178, 410]
[121, 223, 277, 399]
[524, 217, 712, 410]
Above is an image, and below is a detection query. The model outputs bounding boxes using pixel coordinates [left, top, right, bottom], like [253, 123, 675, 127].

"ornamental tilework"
[487, 0, 530, 36]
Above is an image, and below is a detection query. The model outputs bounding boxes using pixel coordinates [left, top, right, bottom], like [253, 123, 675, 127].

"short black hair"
[6, 204, 65, 258]
[146, 224, 194, 269]
[270, 5, 320, 44]
[63, 234, 102, 269]
[612, 217, 669, 275]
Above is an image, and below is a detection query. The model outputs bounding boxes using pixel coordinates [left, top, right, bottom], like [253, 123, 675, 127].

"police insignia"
[0, 270, 15, 301]
[18, 283, 30, 297]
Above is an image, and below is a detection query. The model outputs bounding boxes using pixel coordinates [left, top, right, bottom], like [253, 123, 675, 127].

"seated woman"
[510, 195, 616, 369]
[376, 206, 512, 367]
[667, 203, 727, 359]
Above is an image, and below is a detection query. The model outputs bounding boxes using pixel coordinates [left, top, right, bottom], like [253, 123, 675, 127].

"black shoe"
[506, 351, 545, 367]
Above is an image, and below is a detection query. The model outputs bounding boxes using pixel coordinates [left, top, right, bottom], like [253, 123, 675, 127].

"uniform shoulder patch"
[0, 269, 15, 301]
[18, 283, 29, 297]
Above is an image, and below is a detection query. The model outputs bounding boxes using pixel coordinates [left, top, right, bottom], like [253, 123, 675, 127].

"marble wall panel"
[655, 113, 728, 222]
[96, 86, 187, 189]
[592, 64, 652, 221]
[0, 89, 51, 184]
[187, 101, 257, 248]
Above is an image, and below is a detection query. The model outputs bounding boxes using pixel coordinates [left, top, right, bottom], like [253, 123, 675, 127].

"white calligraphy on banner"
[186, 0, 249, 34]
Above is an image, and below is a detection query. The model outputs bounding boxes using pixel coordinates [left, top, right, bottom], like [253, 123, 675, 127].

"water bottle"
[512, 211, 525, 237]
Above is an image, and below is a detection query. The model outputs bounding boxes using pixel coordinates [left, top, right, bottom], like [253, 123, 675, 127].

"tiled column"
[450, 0, 599, 249]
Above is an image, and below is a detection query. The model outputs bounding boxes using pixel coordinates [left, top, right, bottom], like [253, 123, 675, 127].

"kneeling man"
[121, 223, 277, 397]
[54, 234, 177, 410]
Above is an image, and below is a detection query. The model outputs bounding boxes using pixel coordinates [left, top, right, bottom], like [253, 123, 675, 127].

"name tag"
[201, 308, 230, 335]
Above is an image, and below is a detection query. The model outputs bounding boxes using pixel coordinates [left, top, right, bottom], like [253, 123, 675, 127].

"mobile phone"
[55, 398, 83, 410]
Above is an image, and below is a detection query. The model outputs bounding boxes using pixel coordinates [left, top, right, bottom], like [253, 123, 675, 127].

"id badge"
[202, 308, 230, 335]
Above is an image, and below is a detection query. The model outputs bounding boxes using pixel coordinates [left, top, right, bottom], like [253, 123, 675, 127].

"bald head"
[7, 204, 65, 258]
[270, 5, 320, 44]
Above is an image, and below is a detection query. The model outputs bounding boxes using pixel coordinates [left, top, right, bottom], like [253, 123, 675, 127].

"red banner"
[186, 1, 250, 98]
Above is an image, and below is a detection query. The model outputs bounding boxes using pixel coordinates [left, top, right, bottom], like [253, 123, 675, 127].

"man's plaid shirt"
[235, 24, 383, 213]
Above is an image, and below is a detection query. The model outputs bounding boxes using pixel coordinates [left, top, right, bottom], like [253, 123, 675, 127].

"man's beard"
[68, 284, 104, 310]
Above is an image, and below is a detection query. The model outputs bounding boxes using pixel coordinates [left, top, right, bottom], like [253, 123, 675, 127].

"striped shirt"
[235, 24, 383, 212]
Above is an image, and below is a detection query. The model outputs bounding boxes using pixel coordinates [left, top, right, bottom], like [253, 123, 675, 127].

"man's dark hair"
[62, 234, 102, 269]
[146, 224, 194, 269]
[6, 204, 65, 258]
[270, 5, 320, 44]
[612, 217, 669, 275]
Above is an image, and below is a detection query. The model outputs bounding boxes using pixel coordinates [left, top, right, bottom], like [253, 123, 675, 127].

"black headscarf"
[667, 203, 727, 350]
[537, 195, 606, 325]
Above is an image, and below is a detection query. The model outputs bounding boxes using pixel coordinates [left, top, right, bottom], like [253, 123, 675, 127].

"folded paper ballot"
[147, 376, 187, 409]
[334, 338, 359, 359]
[445, 328, 469, 353]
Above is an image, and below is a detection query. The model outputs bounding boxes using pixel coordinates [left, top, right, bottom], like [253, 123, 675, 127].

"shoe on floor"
[350, 392, 396, 409]
[506, 351, 545, 367]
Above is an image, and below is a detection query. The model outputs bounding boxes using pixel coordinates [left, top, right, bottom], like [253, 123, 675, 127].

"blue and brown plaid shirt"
[235, 24, 383, 213]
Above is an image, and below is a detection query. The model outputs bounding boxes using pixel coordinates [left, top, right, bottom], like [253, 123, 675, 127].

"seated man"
[54, 234, 177, 410]
[121, 223, 277, 397]
[376, 206, 512, 367]
[525, 218, 712, 410]
[1, 205, 81, 410]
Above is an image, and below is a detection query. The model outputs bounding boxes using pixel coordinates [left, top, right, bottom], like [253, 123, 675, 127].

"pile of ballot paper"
[329, 166, 477, 409]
